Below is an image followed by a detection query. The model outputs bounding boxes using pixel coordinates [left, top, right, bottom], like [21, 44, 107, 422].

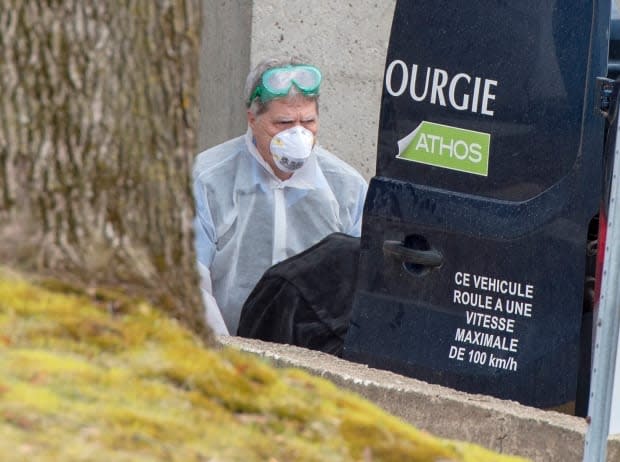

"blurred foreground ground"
[0, 267, 528, 461]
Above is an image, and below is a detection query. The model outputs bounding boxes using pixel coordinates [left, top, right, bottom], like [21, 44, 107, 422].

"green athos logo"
[396, 121, 491, 176]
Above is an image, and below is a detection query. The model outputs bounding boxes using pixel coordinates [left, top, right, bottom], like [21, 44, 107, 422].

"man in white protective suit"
[193, 57, 368, 335]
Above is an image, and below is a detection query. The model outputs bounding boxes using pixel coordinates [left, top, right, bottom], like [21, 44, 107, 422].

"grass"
[0, 267, 529, 461]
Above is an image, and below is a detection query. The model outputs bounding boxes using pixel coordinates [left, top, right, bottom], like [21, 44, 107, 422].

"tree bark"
[0, 1, 210, 342]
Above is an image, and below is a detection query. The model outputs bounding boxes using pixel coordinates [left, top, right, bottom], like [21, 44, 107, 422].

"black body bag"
[237, 232, 360, 356]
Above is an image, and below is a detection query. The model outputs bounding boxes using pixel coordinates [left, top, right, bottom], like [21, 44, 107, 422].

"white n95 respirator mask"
[269, 126, 314, 173]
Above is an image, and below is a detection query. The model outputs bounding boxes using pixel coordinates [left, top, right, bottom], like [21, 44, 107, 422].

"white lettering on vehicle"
[385, 60, 498, 116]
[448, 271, 536, 373]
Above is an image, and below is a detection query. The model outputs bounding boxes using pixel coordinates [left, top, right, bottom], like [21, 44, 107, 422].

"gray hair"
[245, 56, 320, 115]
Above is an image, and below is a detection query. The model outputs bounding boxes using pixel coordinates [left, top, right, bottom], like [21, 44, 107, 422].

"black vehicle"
[343, 0, 616, 412]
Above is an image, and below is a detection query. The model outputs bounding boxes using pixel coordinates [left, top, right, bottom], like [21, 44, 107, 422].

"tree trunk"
[0, 1, 210, 342]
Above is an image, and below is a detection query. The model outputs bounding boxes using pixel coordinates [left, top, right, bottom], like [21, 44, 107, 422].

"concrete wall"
[199, 0, 396, 179]
[220, 336, 620, 462]
[199, 1, 252, 151]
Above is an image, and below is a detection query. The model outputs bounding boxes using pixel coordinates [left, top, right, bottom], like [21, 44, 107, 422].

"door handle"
[383, 240, 443, 267]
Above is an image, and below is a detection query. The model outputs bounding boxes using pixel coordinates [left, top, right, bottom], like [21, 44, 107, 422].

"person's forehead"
[264, 98, 317, 118]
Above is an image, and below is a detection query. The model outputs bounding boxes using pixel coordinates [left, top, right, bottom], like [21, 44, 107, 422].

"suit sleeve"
[346, 178, 368, 237]
[193, 176, 229, 335]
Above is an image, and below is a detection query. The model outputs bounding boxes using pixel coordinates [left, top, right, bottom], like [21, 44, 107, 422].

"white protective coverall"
[193, 129, 368, 335]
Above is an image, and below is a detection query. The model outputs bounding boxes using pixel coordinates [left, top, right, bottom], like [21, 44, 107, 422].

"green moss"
[0, 267, 530, 462]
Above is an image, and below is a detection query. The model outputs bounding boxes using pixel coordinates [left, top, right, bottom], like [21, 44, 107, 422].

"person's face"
[247, 97, 319, 177]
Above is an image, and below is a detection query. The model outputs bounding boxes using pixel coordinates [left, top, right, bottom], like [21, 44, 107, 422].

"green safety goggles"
[249, 64, 322, 105]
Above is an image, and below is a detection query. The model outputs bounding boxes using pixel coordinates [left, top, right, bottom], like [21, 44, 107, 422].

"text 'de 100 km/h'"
[447, 271, 535, 373]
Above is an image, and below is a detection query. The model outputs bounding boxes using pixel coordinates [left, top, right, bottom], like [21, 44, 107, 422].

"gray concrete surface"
[199, 1, 252, 151]
[218, 336, 620, 462]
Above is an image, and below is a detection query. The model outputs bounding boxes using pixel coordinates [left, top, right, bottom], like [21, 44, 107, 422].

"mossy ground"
[0, 268, 529, 462]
